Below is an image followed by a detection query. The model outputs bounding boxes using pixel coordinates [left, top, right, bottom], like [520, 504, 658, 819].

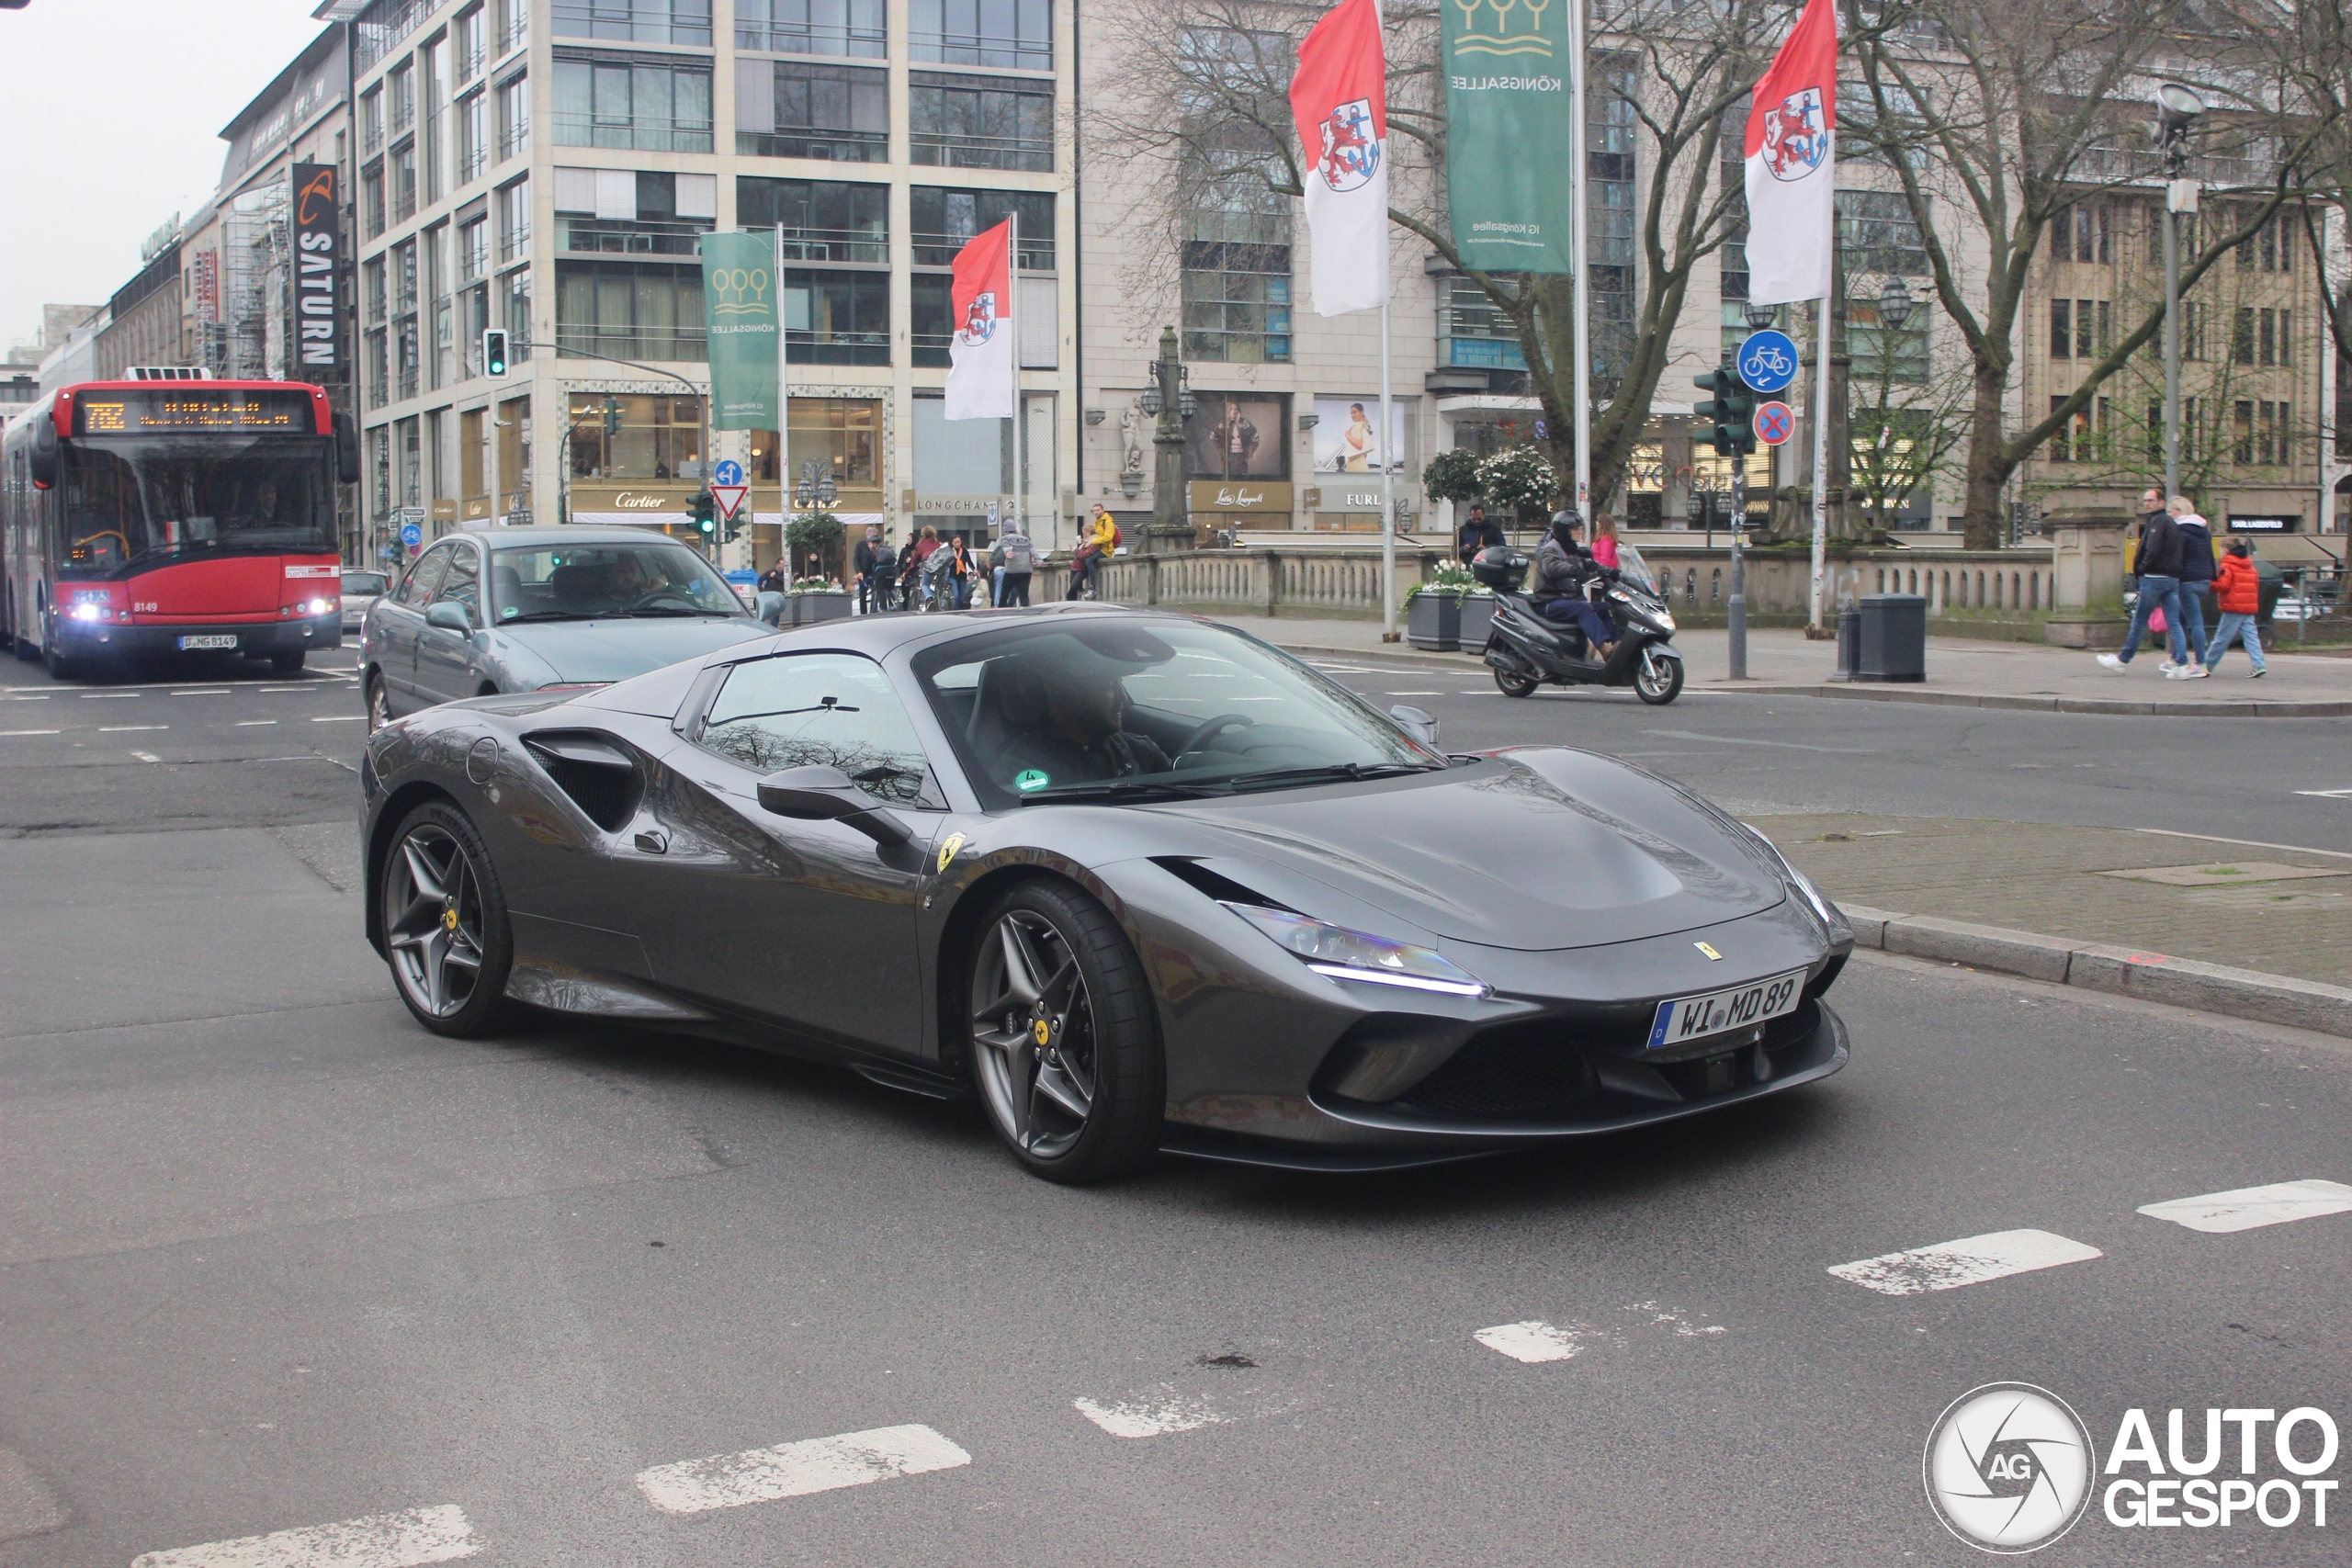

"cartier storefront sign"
[570, 484, 693, 518]
[1185, 480, 1294, 514]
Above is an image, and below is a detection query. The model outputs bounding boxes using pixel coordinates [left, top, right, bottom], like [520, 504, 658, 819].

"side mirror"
[424, 601, 473, 633]
[334, 409, 362, 486]
[1389, 705, 1440, 749]
[755, 764, 910, 848]
[28, 418, 59, 489]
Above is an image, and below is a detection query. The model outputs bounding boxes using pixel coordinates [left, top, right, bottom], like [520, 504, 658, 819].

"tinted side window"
[396, 544, 453, 605]
[432, 544, 482, 620]
[698, 652, 943, 808]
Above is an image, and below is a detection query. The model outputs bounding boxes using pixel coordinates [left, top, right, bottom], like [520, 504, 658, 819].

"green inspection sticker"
[1015, 769, 1050, 793]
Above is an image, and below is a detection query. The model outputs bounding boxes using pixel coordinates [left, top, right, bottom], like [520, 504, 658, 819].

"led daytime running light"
[1218, 901, 1488, 998]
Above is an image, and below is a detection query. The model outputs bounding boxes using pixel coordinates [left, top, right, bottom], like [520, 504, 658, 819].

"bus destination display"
[75, 389, 313, 435]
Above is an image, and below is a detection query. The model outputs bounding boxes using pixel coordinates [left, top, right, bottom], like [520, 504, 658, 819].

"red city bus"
[2, 378, 357, 679]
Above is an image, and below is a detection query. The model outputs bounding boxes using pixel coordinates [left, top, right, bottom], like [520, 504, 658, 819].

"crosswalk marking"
[1475, 1320, 1604, 1363]
[1827, 1229, 2102, 1296]
[1073, 1385, 1232, 1438]
[635, 1424, 970, 1515]
[2138, 1178, 2352, 1234]
[131, 1504, 480, 1568]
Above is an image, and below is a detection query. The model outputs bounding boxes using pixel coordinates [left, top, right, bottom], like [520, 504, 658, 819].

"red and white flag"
[945, 218, 1014, 420]
[1743, 0, 1838, 305]
[1291, 0, 1389, 317]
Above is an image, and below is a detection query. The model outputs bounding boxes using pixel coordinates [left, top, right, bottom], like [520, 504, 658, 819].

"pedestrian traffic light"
[602, 396, 621, 437]
[1692, 367, 1758, 458]
[482, 329, 509, 378]
[689, 488, 717, 537]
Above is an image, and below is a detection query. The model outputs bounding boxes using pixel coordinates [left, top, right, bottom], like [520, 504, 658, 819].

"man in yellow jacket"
[1069, 504, 1118, 600]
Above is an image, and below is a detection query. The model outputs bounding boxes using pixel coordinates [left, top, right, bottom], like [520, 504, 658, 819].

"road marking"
[1627, 1301, 1726, 1337]
[2135, 827, 2352, 863]
[1383, 691, 1444, 696]
[0, 694, 51, 700]
[635, 1424, 970, 1515]
[311, 714, 367, 722]
[2138, 1179, 2352, 1234]
[1645, 728, 1876, 754]
[131, 750, 163, 763]
[172, 689, 233, 697]
[131, 1504, 481, 1568]
[1073, 1386, 1233, 1438]
[1826, 1229, 2102, 1296]
[0, 728, 61, 737]
[80, 691, 141, 699]
[100, 725, 167, 732]
[2294, 788, 2352, 799]
[236, 719, 280, 727]
[1475, 1320, 1606, 1363]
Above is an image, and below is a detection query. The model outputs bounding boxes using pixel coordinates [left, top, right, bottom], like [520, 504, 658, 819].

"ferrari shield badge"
[936, 832, 966, 874]
[1694, 941, 1723, 961]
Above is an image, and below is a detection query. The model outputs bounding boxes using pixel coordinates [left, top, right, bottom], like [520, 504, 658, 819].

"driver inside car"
[1001, 661, 1171, 787]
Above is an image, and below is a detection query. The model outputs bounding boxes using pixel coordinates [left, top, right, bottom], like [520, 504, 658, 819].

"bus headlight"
[306, 597, 335, 615]
[70, 603, 105, 622]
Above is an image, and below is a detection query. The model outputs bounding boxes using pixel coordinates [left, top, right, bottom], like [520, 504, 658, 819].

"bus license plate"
[1646, 970, 1805, 1051]
[178, 635, 241, 650]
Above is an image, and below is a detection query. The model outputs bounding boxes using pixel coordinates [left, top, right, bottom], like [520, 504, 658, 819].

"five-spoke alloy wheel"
[967, 881, 1160, 1182]
[380, 801, 512, 1035]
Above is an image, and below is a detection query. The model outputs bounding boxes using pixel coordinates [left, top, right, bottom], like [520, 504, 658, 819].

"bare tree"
[1846, 0, 2301, 547]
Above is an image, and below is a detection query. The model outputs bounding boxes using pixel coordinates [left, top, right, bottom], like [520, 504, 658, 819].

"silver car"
[361, 525, 772, 729]
[341, 570, 390, 635]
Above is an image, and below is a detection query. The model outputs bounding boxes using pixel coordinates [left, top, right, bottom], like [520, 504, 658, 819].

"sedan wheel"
[366, 673, 392, 732]
[380, 802, 512, 1035]
[967, 882, 1160, 1182]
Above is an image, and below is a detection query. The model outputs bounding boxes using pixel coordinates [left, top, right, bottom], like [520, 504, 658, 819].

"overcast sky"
[0, 1, 326, 355]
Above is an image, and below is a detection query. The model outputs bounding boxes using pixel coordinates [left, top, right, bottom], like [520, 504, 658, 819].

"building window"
[459, 218, 489, 283]
[363, 168, 387, 239]
[553, 167, 718, 254]
[1838, 189, 1930, 277]
[784, 269, 889, 366]
[910, 71, 1052, 171]
[497, 0, 530, 55]
[551, 0, 712, 46]
[910, 275, 953, 367]
[390, 62, 415, 138]
[367, 330, 390, 405]
[1585, 56, 1636, 385]
[496, 73, 531, 161]
[1183, 393, 1289, 480]
[2049, 396, 2071, 462]
[1437, 278, 1526, 372]
[910, 187, 1052, 268]
[2233, 399, 2255, 464]
[400, 416, 423, 503]
[1182, 153, 1289, 364]
[567, 393, 707, 480]
[456, 6, 486, 81]
[737, 0, 885, 59]
[365, 257, 388, 325]
[370, 425, 391, 512]
[504, 267, 532, 359]
[554, 56, 715, 152]
[499, 178, 532, 262]
[2233, 307, 2256, 366]
[741, 177, 888, 262]
[2181, 300, 2205, 361]
[458, 89, 489, 183]
[738, 60, 888, 161]
[361, 86, 384, 157]
[556, 259, 707, 361]
[1849, 297, 1928, 383]
[2049, 201, 2109, 265]
[2050, 298, 2071, 360]
[391, 145, 418, 221]
[2238, 208, 2294, 274]
[910, 0, 1050, 71]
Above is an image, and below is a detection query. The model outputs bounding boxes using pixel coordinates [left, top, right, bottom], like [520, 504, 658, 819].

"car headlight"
[1219, 901, 1488, 997]
[1749, 832, 1839, 929]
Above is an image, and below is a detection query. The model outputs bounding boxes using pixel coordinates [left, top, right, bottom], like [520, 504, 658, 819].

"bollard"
[1831, 603, 1860, 681]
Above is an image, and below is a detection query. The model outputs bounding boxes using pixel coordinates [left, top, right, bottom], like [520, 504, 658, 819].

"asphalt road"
[1, 637, 2347, 1566]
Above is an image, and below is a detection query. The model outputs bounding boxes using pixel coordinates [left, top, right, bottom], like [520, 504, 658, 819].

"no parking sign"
[1753, 401, 1796, 447]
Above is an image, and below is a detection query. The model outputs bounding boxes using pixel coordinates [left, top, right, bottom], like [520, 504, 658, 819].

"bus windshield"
[61, 435, 334, 575]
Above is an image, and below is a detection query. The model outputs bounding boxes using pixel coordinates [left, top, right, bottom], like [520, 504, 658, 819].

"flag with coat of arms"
[1290, 0, 1390, 316]
[945, 218, 1015, 420]
[1743, 0, 1838, 305]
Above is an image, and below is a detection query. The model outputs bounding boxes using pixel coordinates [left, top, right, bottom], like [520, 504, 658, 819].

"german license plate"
[1646, 969, 1806, 1051]
[177, 635, 241, 650]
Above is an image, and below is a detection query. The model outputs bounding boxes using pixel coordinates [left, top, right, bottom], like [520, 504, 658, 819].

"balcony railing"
[739, 19, 886, 58]
[777, 226, 888, 265]
[497, 10, 527, 58]
[913, 230, 1053, 269]
[397, 363, 420, 400]
[910, 131, 1051, 173]
[554, 113, 715, 153]
[736, 129, 888, 162]
[910, 332, 951, 369]
[786, 329, 890, 367]
[552, 1, 711, 46]
[556, 216, 715, 256]
[497, 122, 530, 163]
[390, 100, 414, 139]
[910, 30, 1050, 72]
[500, 220, 532, 264]
[459, 143, 488, 184]
[393, 185, 417, 222]
[556, 325, 709, 362]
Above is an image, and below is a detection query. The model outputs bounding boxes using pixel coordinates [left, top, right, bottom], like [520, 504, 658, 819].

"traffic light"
[689, 488, 717, 537]
[482, 328, 509, 378]
[1692, 367, 1758, 458]
[602, 396, 621, 436]
[722, 506, 744, 546]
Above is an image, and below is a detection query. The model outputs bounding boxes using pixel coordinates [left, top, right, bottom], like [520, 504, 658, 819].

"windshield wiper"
[617, 604, 737, 617]
[1015, 779, 1230, 805]
[1222, 761, 1444, 793]
[500, 610, 604, 623]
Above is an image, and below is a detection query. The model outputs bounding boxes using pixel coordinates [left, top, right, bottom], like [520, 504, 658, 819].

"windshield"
[490, 540, 748, 621]
[1615, 542, 1657, 594]
[913, 617, 1443, 808]
[343, 571, 390, 596]
[60, 436, 334, 576]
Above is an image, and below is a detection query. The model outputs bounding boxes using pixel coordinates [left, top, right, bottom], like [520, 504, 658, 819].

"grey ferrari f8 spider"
[360, 604, 1851, 1181]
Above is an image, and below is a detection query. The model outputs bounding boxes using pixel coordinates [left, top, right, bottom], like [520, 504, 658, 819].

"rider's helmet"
[1470, 545, 1529, 592]
[1547, 509, 1584, 548]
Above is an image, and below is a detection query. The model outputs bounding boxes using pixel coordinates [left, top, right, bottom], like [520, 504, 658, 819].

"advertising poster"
[1311, 396, 1397, 473]
[1186, 394, 1286, 480]
[1442, 0, 1577, 273]
[697, 231, 780, 430]
[289, 164, 339, 368]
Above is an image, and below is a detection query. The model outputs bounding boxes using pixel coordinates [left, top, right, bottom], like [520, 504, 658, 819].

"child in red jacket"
[2201, 542, 2266, 676]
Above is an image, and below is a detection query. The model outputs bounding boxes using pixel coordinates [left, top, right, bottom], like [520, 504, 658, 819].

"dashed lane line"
[1826, 1229, 2103, 1296]
[236, 719, 279, 727]
[312, 714, 367, 722]
[131, 1504, 481, 1568]
[172, 689, 233, 696]
[1073, 1386, 1234, 1438]
[0, 728, 61, 737]
[634, 1424, 970, 1515]
[99, 725, 167, 733]
[79, 691, 141, 699]
[2138, 1179, 2352, 1234]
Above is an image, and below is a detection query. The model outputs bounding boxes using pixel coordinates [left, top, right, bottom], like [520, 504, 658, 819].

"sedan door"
[413, 539, 487, 705]
[631, 650, 941, 1055]
[370, 543, 451, 714]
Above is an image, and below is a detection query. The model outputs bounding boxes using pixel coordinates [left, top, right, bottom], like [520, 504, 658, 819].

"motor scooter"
[1471, 545, 1686, 705]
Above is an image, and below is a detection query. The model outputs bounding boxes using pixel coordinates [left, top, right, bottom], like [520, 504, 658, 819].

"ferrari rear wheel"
[967, 880, 1161, 1183]
[380, 800, 514, 1036]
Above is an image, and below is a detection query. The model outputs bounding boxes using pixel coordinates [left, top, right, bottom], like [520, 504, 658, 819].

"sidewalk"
[1209, 615, 2351, 716]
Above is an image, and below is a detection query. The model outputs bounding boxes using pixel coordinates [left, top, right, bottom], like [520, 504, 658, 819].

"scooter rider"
[1532, 510, 1616, 660]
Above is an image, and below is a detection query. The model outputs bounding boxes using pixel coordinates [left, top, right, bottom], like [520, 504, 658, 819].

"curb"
[1841, 904, 2352, 1040]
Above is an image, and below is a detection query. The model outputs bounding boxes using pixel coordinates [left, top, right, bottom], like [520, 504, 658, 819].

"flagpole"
[1009, 210, 1024, 559]
[1380, 296, 1396, 640]
[1569, 0, 1590, 517]
[1807, 220, 1831, 632]
[775, 220, 790, 580]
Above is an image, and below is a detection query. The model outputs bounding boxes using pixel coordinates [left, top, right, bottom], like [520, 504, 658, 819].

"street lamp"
[1743, 300, 1781, 333]
[792, 458, 836, 509]
[2156, 82, 2205, 502]
[1877, 276, 1914, 330]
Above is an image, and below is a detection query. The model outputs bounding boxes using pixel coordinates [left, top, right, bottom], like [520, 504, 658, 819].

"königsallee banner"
[1442, 0, 1576, 274]
[697, 231, 779, 429]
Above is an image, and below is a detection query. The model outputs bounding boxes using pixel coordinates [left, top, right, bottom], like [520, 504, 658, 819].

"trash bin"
[1855, 593, 1927, 682]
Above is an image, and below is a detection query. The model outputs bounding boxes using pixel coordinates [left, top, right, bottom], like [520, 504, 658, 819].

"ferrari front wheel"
[967, 880, 1161, 1183]
[380, 800, 514, 1036]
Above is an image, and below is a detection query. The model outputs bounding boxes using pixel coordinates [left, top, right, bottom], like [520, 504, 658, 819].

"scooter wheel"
[1493, 664, 1539, 698]
[1634, 649, 1684, 705]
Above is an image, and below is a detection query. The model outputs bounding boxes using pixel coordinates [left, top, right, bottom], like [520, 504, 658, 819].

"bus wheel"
[42, 636, 77, 682]
[271, 649, 306, 674]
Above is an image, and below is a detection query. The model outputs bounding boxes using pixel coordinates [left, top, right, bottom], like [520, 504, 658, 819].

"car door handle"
[634, 829, 668, 854]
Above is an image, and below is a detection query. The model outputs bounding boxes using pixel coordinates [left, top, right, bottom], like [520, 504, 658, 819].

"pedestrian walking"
[991, 522, 1035, 606]
[903, 525, 941, 609]
[945, 535, 977, 608]
[1455, 502, 1502, 563]
[2201, 540, 2268, 676]
[2097, 490, 2191, 674]
[2171, 499, 2216, 676]
[851, 527, 891, 614]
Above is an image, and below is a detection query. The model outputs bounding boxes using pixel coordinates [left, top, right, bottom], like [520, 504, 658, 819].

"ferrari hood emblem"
[937, 832, 966, 874]
[1694, 941, 1722, 960]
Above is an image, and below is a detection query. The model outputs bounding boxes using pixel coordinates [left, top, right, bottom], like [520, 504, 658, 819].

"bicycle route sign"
[1753, 400, 1796, 446]
[1736, 330, 1799, 394]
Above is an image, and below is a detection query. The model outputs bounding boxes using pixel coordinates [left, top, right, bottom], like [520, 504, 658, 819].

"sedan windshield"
[490, 540, 747, 622]
[60, 436, 334, 575]
[913, 617, 1442, 808]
